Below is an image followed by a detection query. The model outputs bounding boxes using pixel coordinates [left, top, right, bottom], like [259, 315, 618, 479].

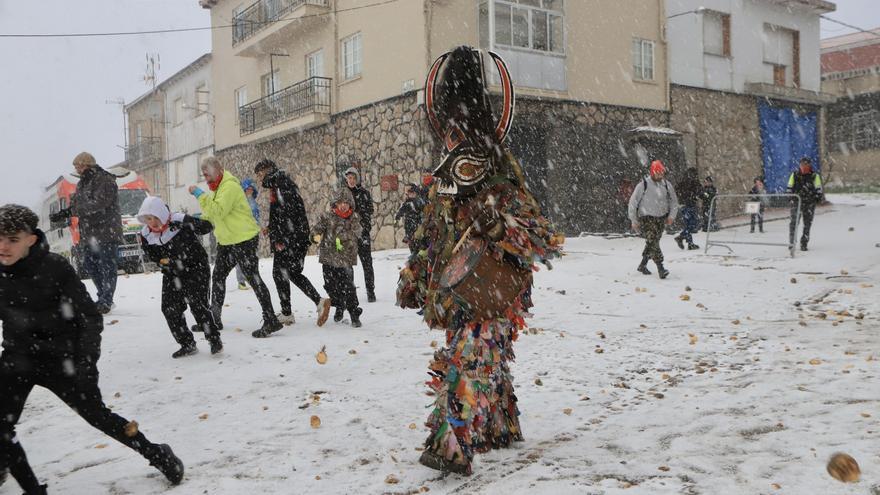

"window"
[342, 32, 362, 80]
[763, 24, 795, 86]
[195, 82, 209, 112]
[307, 49, 324, 78]
[234, 85, 247, 128]
[632, 38, 654, 81]
[491, 0, 564, 54]
[703, 10, 730, 57]
[173, 97, 184, 125]
[232, 4, 245, 42]
[261, 70, 280, 97]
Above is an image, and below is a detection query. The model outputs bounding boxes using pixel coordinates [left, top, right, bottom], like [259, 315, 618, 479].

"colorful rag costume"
[397, 46, 563, 475]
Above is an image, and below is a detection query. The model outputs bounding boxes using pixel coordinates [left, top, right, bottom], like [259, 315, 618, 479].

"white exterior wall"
[668, 0, 823, 93]
[163, 59, 213, 214]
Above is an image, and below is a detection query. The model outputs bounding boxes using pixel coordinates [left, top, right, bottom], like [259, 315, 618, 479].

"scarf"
[333, 206, 353, 219]
[208, 172, 224, 191]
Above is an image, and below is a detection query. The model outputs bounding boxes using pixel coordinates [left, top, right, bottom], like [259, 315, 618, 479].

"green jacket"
[198, 171, 260, 246]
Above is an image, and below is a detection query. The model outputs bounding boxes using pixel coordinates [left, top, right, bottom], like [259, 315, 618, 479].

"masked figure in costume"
[397, 46, 563, 475]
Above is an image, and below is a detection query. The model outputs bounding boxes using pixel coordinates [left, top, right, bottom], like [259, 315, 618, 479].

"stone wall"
[825, 91, 880, 187]
[215, 92, 436, 254]
[670, 85, 763, 196]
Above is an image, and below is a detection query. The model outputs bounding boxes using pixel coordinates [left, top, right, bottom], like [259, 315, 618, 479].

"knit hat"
[649, 160, 666, 176]
[241, 178, 259, 199]
[73, 152, 97, 168]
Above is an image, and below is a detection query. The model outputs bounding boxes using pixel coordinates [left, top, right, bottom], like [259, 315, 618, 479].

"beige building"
[124, 90, 167, 198]
[199, 0, 672, 239]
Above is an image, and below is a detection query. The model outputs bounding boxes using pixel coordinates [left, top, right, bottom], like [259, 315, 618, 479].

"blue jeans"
[82, 241, 118, 307]
[679, 206, 700, 244]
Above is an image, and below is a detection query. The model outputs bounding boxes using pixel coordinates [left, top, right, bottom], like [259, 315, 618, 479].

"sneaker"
[208, 338, 223, 355]
[350, 307, 363, 328]
[687, 244, 700, 250]
[238, 283, 249, 291]
[367, 291, 377, 303]
[316, 298, 331, 327]
[278, 312, 295, 325]
[674, 236, 684, 250]
[148, 444, 185, 485]
[333, 307, 345, 323]
[171, 345, 198, 359]
[252, 318, 283, 338]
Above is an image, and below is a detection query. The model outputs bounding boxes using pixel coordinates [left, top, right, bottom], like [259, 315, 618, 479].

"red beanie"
[650, 160, 666, 176]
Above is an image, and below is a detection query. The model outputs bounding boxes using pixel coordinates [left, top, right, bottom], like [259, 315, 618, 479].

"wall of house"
[668, 0, 824, 93]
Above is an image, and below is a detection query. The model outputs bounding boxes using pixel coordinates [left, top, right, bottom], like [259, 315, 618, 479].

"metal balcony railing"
[125, 137, 162, 168]
[232, 0, 330, 45]
[238, 76, 331, 135]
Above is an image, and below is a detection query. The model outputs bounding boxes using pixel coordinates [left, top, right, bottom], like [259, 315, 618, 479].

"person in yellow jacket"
[188, 157, 282, 338]
[786, 157, 824, 252]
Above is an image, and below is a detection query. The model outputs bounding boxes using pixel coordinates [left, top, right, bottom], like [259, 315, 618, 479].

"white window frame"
[195, 82, 209, 112]
[233, 85, 248, 127]
[261, 70, 281, 97]
[487, 0, 565, 55]
[173, 97, 184, 126]
[632, 38, 655, 81]
[342, 32, 363, 81]
[307, 49, 324, 78]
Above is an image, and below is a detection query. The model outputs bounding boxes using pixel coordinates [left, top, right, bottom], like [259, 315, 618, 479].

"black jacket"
[263, 169, 311, 251]
[676, 176, 703, 209]
[0, 231, 103, 364]
[787, 171, 824, 205]
[702, 185, 717, 211]
[71, 166, 123, 244]
[395, 197, 425, 241]
[139, 216, 213, 277]
[347, 185, 374, 240]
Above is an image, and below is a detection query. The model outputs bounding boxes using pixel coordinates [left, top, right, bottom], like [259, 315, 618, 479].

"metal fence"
[238, 76, 331, 135]
[704, 193, 802, 258]
[125, 137, 162, 168]
[232, 0, 330, 45]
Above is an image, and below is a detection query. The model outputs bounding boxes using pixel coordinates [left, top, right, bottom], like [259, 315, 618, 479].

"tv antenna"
[144, 53, 161, 90]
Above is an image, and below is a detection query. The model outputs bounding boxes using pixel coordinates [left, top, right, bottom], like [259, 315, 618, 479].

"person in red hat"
[627, 160, 680, 279]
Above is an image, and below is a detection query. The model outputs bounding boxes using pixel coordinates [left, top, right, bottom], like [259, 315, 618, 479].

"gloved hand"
[312, 234, 322, 244]
[189, 186, 205, 198]
[49, 208, 71, 223]
[335, 237, 343, 252]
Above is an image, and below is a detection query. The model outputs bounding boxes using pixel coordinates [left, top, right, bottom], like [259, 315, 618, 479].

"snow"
[5, 194, 880, 494]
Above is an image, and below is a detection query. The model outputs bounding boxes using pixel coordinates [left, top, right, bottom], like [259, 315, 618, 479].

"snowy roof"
[628, 126, 682, 136]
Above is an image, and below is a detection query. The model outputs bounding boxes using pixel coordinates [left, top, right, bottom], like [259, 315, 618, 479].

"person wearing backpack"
[628, 160, 680, 279]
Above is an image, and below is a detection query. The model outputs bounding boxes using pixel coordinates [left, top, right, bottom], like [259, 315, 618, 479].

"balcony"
[125, 137, 163, 170]
[232, 0, 330, 57]
[239, 76, 331, 137]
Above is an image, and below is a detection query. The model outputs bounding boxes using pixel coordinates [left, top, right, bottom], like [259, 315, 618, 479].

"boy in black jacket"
[254, 159, 332, 327]
[137, 196, 222, 357]
[395, 183, 425, 254]
[0, 204, 183, 494]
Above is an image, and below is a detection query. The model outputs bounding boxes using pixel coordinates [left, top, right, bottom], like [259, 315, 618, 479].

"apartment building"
[667, 0, 836, 195]
[198, 0, 671, 239]
[821, 28, 880, 187]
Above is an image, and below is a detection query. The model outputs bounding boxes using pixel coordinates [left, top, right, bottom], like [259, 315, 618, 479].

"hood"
[136, 196, 171, 225]
[343, 167, 360, 185]
[241, 178, 259, 199]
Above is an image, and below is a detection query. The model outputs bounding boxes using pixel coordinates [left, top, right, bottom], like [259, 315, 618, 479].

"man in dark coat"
[254, 159, 331, 326]
[0, 204, 183, 494]
[701, 176, 718, 232]
[344, 167, 376, 302]
[674, 167, 702, 250]
[49, 152, 122, 314]
[395, 183, 426, 254]
[787, 157, 824, 251]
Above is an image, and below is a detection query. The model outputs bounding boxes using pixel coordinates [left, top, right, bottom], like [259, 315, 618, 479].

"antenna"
[144, 53, 161, 90]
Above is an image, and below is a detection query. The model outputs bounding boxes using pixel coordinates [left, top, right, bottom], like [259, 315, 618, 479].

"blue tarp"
[759, 101, 819, 193]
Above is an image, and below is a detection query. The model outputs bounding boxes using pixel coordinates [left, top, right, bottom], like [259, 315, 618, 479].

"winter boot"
[418, 450, 472, 476]
[22, 484, 48, 495]
[278, 312, 295, 325]
[251, 317, 284, 338]
[148, 444, 184, 485]
[674, 236, 685, 250]
[208, 336, 223, 355]
[350, 307, 363, 328]
[637, 257, 652, 275]
[656, 262, 669, 280]
[687, 243, 700, 250]
[171, 345, 198, 359]
[333, 307, 345, 323]
[367, 290, 376, 303]
[316, 298, 332, 327]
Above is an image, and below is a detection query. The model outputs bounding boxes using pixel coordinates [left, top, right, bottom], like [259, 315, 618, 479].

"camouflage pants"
[640, 216, 666, 265]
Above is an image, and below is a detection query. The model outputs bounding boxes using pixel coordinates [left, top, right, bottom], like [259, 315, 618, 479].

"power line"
[0, 0, 398, 39]
[819, 14, 880, 40]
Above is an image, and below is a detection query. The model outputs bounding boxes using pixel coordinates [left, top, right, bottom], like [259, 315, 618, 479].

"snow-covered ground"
[5, 194, 880, 495]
